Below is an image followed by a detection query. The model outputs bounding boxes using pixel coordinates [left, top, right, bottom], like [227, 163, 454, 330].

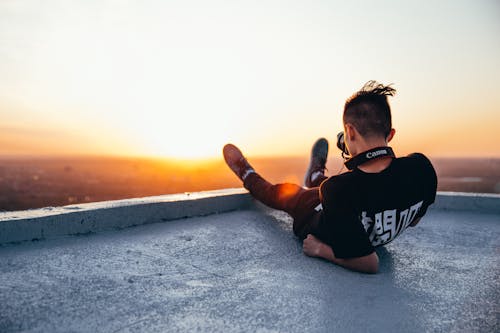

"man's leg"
[244, 173, 322, 238]
[223, 144, 321, 238]
[304, 138, 329, 188]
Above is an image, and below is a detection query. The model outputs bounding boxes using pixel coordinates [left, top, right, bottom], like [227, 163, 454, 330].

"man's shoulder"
[320, 152, 436, 194]
[320, 171, 354, 196]
[396, 152, 433, 166]
[394, 152, 436, 175]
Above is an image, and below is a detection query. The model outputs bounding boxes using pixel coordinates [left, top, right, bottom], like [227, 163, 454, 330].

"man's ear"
[345, 123, 356, 141]
[386, 128, 396, 143]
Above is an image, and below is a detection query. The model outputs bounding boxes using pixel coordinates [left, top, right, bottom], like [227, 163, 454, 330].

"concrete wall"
[0, 189, 252, 244]
[0, 189, 498, 244]
[433, 191, 500, 214]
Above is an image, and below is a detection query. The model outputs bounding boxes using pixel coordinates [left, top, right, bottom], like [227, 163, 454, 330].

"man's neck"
[357, 155, 393, 173]
[354, 141, 394, 173]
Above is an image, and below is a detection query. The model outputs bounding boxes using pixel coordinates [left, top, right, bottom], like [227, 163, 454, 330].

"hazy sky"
[1, 0, 499, 158]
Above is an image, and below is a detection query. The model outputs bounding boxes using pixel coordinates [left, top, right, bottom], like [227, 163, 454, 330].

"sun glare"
[122, 107, 234, 160]
[1, 1, 500, 158]
[138, 132, 224, 160]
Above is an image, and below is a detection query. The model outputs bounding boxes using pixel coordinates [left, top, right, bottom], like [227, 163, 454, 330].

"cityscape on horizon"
[1, 155, 499, 212]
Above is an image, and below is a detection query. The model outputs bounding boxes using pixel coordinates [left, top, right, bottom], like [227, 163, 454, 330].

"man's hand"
[303, 234, 324, 257]
[302, 234, 379, 274]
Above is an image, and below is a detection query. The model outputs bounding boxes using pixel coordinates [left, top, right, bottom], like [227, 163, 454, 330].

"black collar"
[344, 146, 395, 170]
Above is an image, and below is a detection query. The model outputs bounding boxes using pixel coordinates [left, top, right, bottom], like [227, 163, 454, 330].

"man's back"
[317, 153, 437, 258]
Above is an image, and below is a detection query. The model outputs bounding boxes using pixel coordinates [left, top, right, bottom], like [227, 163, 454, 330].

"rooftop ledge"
[0, 189, 498, 245]
[0, 190, 499, 332]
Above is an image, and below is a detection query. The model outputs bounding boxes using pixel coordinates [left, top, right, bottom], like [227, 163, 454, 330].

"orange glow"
[276, 183, 302, 203]
[1, 1, 499, 159]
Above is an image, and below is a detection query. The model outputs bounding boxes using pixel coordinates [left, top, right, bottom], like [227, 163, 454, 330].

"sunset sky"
[0, 0, 499, 159]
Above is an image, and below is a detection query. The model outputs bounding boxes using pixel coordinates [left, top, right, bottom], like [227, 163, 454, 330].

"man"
[223, 81, 437, 274]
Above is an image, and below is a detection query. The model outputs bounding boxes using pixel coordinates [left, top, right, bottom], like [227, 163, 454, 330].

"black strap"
[344, 147, 395, 170]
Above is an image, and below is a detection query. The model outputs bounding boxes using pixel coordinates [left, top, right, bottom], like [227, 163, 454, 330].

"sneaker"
[304, 138, 329, 188]
[223, 144, 255, 181]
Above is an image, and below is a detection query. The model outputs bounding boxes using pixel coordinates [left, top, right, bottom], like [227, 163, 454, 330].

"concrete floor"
[0, 206, 499, 332]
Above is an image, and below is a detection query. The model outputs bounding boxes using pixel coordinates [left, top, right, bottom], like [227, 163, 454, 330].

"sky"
[0, 0, 499, 159]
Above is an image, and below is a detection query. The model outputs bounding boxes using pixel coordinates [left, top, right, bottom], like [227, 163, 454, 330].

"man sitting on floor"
[223, 81, 437, 273]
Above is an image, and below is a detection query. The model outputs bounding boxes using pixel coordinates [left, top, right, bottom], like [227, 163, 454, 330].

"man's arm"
[303, 234, 379, 274]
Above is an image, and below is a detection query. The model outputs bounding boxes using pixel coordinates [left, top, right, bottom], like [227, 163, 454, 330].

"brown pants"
[243, 172, 327, 239]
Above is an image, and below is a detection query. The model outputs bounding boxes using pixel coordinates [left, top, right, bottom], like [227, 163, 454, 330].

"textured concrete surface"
[0, 204, 498, 332]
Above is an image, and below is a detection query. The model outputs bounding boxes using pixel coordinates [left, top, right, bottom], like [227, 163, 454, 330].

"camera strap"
[344, 146, 395, 170]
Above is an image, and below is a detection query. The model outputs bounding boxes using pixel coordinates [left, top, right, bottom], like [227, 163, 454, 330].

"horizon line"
[0, 152, 499, 161]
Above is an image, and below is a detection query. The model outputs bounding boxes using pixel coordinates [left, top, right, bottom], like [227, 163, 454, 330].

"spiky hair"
[343, 81, 396, 138]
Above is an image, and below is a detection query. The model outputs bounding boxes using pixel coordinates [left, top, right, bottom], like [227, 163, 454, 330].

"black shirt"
[317, 153, 437, 259]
